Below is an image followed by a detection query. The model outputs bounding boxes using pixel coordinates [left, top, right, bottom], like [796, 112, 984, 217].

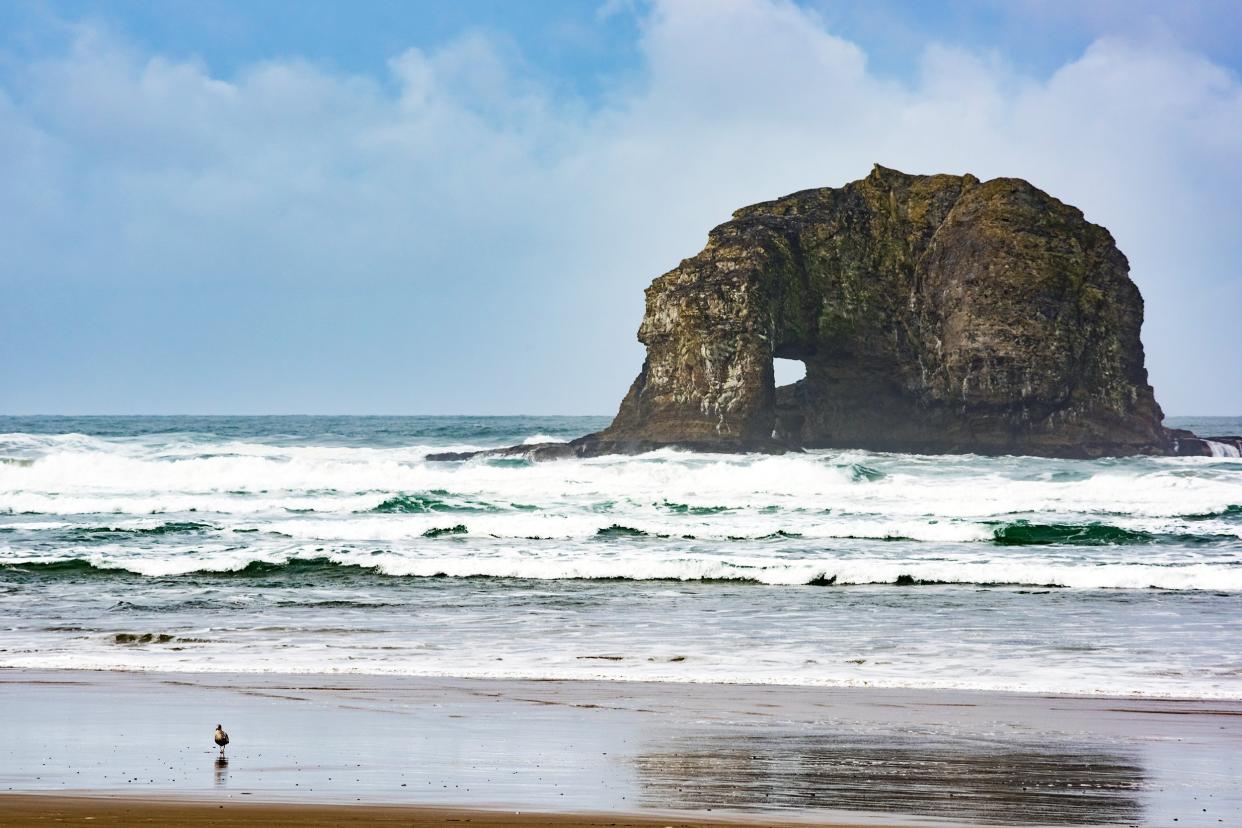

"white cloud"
[1, 0, 1239, 414]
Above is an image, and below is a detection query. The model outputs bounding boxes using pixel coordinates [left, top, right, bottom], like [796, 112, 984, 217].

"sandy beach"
[5, 0, 1242, 824]
[1, 670, 1238, 827]
[0, 794, 851, 828]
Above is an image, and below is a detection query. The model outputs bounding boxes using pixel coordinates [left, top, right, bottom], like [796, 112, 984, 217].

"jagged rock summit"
[435, 165, 1188, 461]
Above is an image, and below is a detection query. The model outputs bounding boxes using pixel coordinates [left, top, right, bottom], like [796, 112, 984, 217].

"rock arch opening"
[771, 356, 811, 446]
[772, 357, 806, 388]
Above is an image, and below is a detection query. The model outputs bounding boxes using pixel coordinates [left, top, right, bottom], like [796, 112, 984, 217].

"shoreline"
[4, 663, 1242, 704]
[2, 669, 1239, 827]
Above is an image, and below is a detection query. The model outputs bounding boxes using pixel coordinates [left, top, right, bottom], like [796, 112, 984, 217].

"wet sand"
[0, 794, 850, 827]
[1, 670, 1239, 827]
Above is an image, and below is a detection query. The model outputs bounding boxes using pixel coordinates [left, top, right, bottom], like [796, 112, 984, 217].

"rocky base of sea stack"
[424, 435, 792, 463]
[1168, 431, 1242, 457]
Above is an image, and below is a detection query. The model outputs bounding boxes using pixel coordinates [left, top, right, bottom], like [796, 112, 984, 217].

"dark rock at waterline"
[1166, 428, 1207, 456]
[432, 166, 1211, 462]
[1172, 434, 1242, 457]
[425, 444, 577, 462]
[424, 436, 791, 462]
[1171, 436, 1213, 457]
[1166, 429, 1242, 457]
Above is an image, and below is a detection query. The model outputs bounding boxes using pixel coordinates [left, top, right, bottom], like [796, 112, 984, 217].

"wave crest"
[6, 553, 1241, 591]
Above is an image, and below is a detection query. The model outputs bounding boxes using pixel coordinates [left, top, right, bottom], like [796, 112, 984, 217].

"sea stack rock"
[593, 165, 1168, 458]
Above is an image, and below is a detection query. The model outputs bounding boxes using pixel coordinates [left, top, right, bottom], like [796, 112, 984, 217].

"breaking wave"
[992, 521, 1156, 546]
[2, 416, 1241, 697]
[5, 552, 1240, 591]
[368, 492, 500, 514]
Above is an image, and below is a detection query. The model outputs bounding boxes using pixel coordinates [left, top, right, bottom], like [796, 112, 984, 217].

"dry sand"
[1, 670, 1239, 827]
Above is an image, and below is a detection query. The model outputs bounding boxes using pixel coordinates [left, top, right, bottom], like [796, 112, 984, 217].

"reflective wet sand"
[1, 670, 1238, 826]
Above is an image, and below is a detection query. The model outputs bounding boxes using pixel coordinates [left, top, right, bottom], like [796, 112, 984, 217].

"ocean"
[1, 415, 1239, 698]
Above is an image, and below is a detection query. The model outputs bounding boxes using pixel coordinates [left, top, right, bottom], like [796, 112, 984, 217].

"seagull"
[214, 724, 230, 756]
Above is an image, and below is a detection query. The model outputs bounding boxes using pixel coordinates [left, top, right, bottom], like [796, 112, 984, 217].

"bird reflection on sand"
[213, 756, 228, 787]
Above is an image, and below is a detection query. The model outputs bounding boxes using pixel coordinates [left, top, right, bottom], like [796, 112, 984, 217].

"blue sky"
[1, 0, 1240, 414]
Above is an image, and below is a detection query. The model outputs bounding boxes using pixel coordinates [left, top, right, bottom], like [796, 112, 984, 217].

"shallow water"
[1, 415, 1240, 697]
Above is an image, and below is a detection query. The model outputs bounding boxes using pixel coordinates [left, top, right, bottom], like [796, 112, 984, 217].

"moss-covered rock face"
[597, 165, 1169, 458]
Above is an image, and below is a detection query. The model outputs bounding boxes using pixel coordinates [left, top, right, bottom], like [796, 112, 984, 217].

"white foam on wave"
[3, 431, 1239, 592]
[7, 541, 1241, 590]
[3, 438, 1240, 525]
[0, 542, 292, 577]
[521, 433, 569, 445]
[1, 520, 71, 530]
[0, 492, 381, 516]
[352, 552, 1242, 590]
[254, 513, 997, 544]
[1206, 440, 1242, 458]
[0, 657, 1186, 699]
[4, 633, 1239, 700]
